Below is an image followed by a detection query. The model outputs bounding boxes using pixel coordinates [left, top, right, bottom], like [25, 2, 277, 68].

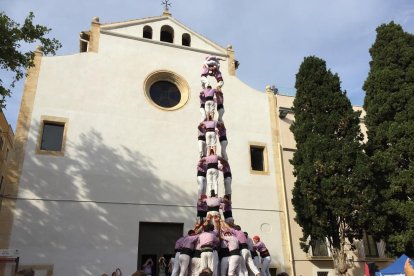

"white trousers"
[191, 257, 201, 276]
[213, 250, 219, 276]
[241, 249, 260, 276]
[201, 76, 210, 89]
[197, 176, 206, 197]
[260, 256, 271, 276]
[206, 131, 217, 147]
[206, 168, 219, 195]
[200, 107, 206, 122]
[198, 140, 206, 158]
[224, 176, 232, 195]
[207, 211, 220, 218]
[220, 140, 228, 160]
[201, 251, 216, 275]
[205, 100, 216, 116]
[171, 252, 181, 276]
[201, 76, 224, 89]
[178, 253, 191, 276]
[253, 256, 260, 272]
[220, 256, 229, 276]
[228, 255, 242, 276]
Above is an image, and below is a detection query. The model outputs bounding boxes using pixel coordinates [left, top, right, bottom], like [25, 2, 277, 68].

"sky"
[1, 0, 414, 131]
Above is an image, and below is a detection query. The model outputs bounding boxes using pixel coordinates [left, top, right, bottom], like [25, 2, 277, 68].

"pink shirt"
[204, 56, 221, 66]
[198, 128, 206, 136]
[199, 91, 206, 104]
[204, 155, 218, 164]
[204, 120, 217, 129]
[201, 66, 209, 75]
[181, 235, 199, 250]
[175, 236, 185, 250]
[222, 235, 239, 251]
[197, 162, 207, 173]
[200, 69, 223, 81]
[216, 91, 224, 105]
[205, 197, 222, 207]
[253, 241, 268, 253]
[221, 163, 231, 173]
[203, 87, 216, 98]
[221, 200, 231, 212]
[197, 200, 208, 211]
[195, 239, 202, 250]
[199, 230, 219, 247]
[214, 71, 223, 81]
[218, 126, 226, 137]
[230, 229, 247, 244]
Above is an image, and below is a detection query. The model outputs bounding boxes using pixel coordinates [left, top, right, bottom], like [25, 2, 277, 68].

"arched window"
[182, 33, 191, 47]
[143, 25, 152, 39]
[160, 25, 174, 43]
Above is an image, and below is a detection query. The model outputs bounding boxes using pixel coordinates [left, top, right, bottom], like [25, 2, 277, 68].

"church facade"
[0, 10, 391, 276]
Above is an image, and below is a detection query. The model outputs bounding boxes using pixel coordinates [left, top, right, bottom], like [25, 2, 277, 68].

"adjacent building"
[0, 109, 14, 211]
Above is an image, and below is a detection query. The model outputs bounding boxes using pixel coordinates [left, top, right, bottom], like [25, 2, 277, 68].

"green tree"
[0, 11, 61, 107]
[291, 56, 374, 274]
[363, 22, 414, 256]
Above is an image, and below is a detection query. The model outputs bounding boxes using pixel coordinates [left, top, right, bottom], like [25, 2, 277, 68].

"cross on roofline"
[162, 0, 172, 11]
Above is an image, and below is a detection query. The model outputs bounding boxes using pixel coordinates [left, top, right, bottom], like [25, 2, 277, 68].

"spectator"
[142, 258, 154, 276]
[405, 259, 414, 276]
[159, 257, 167, 276]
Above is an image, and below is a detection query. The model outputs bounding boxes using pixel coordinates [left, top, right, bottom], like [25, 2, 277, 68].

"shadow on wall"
[10, 126, 193, 275]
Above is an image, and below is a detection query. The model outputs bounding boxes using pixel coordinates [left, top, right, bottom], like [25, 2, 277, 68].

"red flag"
[365, 262, 370, 276]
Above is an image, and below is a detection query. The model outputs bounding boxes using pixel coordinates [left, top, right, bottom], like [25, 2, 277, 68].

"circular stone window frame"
[144, 70, 190, 111]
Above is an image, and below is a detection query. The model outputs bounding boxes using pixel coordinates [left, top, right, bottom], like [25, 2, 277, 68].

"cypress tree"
[291, 56, 374, 274]
[363, 22, 414, 256]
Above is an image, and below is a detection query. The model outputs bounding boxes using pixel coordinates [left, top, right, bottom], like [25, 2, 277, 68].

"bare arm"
[198, 123, 205, 132]
[405, 259, 414, 276]
[223, 197, 231, 204]
[218, 156, 227, 165]
[212, 215, 221, 237]
[143, 258, 153, 266]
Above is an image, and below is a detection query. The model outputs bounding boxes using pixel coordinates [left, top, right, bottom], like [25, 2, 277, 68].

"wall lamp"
[279, 107, 293, 119]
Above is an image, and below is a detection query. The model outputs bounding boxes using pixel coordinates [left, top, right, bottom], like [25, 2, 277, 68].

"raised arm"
[198, 122, 205, 132]
[143, 258, 153, 266]
[218, 156, 228, 165]
[222, 196, 231, 204]
[405, 259, 414, 276]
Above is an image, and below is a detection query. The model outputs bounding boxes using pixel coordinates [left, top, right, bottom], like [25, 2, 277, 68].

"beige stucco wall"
[7, 19, 287, 275]
[353, 105, 367, 142]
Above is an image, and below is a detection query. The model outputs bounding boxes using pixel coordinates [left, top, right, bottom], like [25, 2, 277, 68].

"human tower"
[169, 57, 272, 276]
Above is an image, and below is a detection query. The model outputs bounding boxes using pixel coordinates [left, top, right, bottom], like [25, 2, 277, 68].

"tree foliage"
[0, 12, 61, 107]
[290, 56, 374, 274]
[363, 22, 414, 257]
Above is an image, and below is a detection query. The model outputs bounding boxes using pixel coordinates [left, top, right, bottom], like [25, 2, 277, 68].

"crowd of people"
[169, 214, 271, 276]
